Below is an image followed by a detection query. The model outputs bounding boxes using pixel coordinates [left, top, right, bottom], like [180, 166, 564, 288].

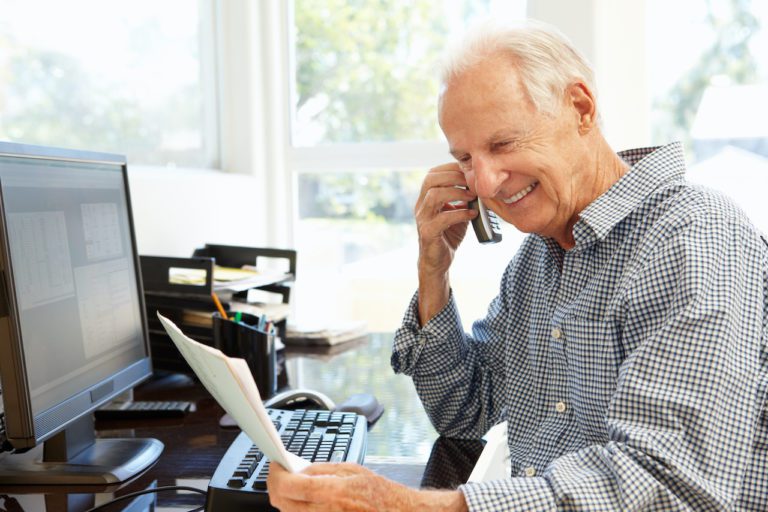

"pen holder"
[212, 312, 277, 400]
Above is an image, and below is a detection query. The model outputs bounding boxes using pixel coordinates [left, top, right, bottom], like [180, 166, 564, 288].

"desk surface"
[0, 333, 451, 511]
[285, 333, 438, 458]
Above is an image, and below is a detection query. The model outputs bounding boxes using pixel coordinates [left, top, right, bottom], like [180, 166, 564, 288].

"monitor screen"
[0, 142, 161, 485]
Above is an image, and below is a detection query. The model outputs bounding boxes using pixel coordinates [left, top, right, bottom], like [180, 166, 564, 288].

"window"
[647, 0, 768, 232]
[289, 0, 527, 330]
[0, 0, 217, 168]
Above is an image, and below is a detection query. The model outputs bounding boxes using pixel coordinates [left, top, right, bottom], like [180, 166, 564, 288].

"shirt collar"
[572, 141, 687, 248]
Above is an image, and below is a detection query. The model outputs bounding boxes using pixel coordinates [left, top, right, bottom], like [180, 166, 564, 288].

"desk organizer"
[141, 244, 295, 390]
[212, 311, 277, 399]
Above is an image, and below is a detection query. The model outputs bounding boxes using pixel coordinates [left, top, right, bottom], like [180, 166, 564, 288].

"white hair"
[440, 19, 598, 116]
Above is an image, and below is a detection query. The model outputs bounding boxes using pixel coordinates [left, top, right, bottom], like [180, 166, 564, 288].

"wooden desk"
[0, 333, 450, 511]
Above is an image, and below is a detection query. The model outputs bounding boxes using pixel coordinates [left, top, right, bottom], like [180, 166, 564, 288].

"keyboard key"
[227, 477, 246, 488]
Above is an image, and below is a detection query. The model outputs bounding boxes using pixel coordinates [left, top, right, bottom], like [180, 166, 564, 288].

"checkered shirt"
[393, 142, 768, 511]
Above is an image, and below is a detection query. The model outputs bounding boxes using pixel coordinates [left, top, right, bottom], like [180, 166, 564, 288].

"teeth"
[502, 182, 537, 204]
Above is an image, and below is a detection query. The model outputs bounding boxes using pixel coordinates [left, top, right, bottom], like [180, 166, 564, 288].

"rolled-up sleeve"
[391, 290, 464, 377]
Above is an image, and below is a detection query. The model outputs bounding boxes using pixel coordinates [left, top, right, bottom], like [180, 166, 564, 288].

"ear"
[567, 82, 596, 134]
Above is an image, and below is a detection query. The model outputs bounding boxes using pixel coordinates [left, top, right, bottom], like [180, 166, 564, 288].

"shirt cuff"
[391, 289, 463, 375]
[460, 477, 556, 511]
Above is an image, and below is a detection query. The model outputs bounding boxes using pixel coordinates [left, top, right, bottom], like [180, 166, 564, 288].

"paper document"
[213, 266, 292, 293]
[467, 421, 511, 483]
[166, 265, 291, 292]
[157, 313, 309, 473]
[286, 319, 368, 346]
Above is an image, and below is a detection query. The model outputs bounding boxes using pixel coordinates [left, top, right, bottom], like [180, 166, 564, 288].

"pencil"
[211, 292, 229, 320]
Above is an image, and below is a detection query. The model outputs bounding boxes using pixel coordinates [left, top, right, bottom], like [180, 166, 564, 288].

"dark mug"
[212, 311, 277, 399]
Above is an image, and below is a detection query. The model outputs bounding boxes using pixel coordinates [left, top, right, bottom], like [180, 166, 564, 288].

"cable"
[84, 485, 207, 512]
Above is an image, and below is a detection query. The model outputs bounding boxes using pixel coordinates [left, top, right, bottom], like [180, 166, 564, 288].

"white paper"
[467, 421, 511, 483]
[157, 313, 310, 472]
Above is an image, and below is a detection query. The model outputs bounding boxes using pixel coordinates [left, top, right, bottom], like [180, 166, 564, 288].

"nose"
[471, 155, 506, 198]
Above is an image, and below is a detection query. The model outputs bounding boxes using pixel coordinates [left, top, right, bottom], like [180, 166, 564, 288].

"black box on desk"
[212, 311, 277, 399]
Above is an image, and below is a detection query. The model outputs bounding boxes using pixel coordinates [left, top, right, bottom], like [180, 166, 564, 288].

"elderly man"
[268, 21, 768, 511]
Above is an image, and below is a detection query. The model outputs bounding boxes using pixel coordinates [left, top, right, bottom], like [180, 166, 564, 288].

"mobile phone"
[468, 198, 502, 244]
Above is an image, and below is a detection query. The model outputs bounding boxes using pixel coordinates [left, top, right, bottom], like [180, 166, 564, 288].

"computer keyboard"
[205, 408, 367, 511]
[94, 400, 192, 420]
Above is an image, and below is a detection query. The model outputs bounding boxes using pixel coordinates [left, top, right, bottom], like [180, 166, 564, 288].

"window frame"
[244, 0, 649, 248]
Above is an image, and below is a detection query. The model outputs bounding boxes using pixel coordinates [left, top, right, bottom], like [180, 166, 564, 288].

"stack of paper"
[157, 313, 309, 473]
[285, 319, 368, 346]
[213, 266, 293, 293]
[167, 265, 292, 293]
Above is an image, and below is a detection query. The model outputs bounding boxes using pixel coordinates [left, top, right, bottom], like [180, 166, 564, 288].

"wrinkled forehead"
[438, 57, 535, 124]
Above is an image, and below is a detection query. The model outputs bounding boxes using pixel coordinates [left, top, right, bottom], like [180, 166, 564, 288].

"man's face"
[439, 54, 591, 246]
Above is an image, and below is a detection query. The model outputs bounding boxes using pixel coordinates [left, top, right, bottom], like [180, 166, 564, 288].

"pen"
[211, 292, 228, 320]
[234, 311, 242, 323]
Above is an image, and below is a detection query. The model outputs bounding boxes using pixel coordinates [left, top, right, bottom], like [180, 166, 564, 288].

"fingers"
[267, 464, 316, 509]
[421, 186, 474, 215]
[267, 463, 353, 509]
[301, 462, 372, 477]
[415, 163, 475, 216]
[410, 163, 479, 283]
[416, 196, 476, 243]
[415, 165, 477, 238]
[268, 462, 413, 512]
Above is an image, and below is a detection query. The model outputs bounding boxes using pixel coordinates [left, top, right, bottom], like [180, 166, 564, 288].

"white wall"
[128, 166, 271, 257]
[126, 0, 289, 259]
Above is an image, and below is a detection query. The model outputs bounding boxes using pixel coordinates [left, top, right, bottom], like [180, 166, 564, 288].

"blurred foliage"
[294, 0, 494, 222]
[298, 168, 424, 222]
[2, 49, 154, 153]
[296, 0, 443, 143]
[653, 0, 760, 151]
[0, 15, 204, 166]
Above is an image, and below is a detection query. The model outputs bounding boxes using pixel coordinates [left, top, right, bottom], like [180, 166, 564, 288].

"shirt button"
[551, 328, 562, 339]
[555, 401, 567, 413]
[524, 466, 537, 477]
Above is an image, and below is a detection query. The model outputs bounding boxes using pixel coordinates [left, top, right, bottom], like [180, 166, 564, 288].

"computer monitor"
[0, 141, 162, 485]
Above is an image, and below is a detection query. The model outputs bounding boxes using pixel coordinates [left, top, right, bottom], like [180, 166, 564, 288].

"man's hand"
[267, 462, 468, 511]
[414, 163, 477, 324]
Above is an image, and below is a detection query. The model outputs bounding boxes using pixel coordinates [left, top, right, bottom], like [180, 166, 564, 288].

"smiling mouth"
[502, 182, 538, 204]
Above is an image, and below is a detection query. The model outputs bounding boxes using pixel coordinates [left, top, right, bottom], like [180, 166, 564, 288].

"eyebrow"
[449, 129, 526, 159]
[487, 129, 526, 145]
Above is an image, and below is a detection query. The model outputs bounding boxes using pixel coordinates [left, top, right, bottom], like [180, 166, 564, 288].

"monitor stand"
[0, 414, 163, 485]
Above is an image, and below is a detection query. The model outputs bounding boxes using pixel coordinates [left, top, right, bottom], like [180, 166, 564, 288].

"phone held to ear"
[468, 198, 502, 244]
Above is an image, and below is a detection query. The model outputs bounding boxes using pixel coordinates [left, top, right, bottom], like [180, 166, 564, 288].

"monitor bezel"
[0, 141, 153, 449]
